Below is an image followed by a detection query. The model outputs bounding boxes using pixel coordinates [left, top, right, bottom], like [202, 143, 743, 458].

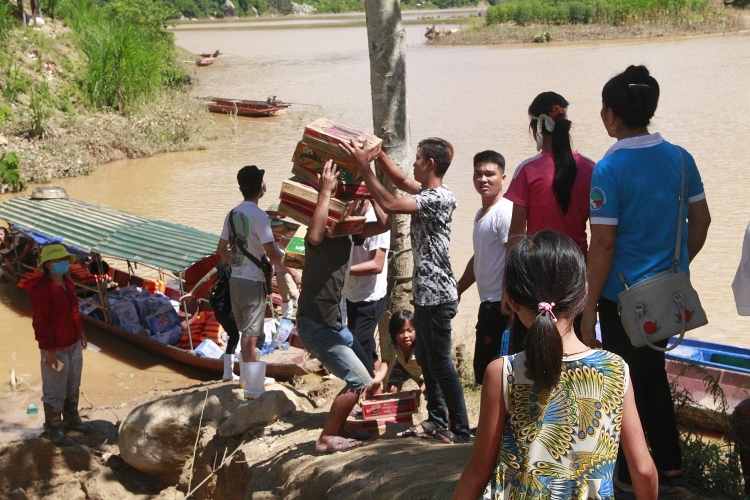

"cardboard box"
[283, 225, 306, 269]
[360, 390, 421, 419]
[344, 413, 413, 437]
[291, 164, 371, 200]
[292, 141, 360, 184]
[303, 118, 382, 157]
[278, 201, 366, 238]
[280, 179, 353, 222]
[268, 215, 300, 241]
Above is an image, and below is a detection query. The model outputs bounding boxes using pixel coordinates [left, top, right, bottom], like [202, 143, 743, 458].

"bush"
[0, 152, 28, 193]
[484, 0, 715, 26]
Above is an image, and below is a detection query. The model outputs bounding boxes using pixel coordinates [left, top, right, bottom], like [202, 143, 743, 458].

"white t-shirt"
[220, 201, 274, 282]
[345, 207, 390, 303]
[473, 197, 513, 302]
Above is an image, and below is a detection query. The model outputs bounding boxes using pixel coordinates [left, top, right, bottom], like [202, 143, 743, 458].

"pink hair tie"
[538, 302, 557, 322]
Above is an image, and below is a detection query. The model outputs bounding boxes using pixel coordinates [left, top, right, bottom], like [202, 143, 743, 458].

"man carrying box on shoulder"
[296, 160, 390, 454]
[217, 165, 300, 400]
[342, 137, 470, 444]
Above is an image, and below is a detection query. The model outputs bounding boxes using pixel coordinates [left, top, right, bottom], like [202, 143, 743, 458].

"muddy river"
[2, 12, 749, 444]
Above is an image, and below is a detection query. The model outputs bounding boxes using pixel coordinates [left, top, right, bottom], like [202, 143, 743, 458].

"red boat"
[196, 57, 214, 66]
[200, 50, 221, 58]
[206, 97, 291, 117]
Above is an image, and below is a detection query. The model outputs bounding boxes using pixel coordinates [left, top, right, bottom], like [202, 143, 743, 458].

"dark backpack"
[209, 261, 233, 320]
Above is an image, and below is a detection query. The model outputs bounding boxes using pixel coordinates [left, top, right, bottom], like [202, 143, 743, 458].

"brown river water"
[1, 12, 750, 444]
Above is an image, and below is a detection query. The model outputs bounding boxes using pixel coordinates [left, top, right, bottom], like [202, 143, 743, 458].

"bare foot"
[315, 436, 362, 454]
[341, 428, 370, 441]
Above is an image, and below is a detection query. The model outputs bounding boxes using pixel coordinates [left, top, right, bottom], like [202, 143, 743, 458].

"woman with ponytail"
[454, 231, 657, 500]
[504, 92, 595, 353]
[582, 65, 712, 492]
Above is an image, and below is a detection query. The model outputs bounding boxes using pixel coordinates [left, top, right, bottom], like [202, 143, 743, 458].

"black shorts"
[474, 301, 510, 385]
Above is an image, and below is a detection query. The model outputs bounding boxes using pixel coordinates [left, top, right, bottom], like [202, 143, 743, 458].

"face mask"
[51, 261, 70, 275]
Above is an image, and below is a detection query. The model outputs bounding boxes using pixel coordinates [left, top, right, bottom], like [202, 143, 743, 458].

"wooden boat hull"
[81, 314, 317, 381]
[207, 98, 291, 117]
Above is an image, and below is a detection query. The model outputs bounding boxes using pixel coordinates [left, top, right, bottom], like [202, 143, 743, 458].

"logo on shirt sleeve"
[590, 187, 605, 211]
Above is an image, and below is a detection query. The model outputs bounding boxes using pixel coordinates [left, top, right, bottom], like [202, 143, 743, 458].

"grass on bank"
[0, 0, 213, 188]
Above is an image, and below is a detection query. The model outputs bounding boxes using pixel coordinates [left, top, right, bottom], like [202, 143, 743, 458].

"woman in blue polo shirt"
[581, 65, 712, 492]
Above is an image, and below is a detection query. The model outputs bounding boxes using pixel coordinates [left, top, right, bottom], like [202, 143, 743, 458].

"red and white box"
[277, 179, 366, 237]
[291, 164, 370, 200]
[291, 141, 361, 184]
[303, 118, 382, 157]
[344, 413, 413, 437]
[360, 390, 421, 419]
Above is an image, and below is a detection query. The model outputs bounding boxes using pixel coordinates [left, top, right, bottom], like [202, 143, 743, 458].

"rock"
[156, 487, 186, 500]
[9, 488, 29, 500]
[118, 386, 240, 483]
[0, 135, 7, 147]
[217, 390, 295, 437]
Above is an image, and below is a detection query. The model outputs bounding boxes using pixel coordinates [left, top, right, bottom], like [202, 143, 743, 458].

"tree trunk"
[364, 0, 413, 311]
[365, 0, 413, 357]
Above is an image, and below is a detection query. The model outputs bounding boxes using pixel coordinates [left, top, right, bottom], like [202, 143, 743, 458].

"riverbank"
[0, 374, 727, 500]
[427, 9, 746, 44]
[0, 18, 214, 188]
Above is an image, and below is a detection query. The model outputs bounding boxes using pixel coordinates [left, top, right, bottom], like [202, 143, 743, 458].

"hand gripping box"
[292, 141, 361, 184]
[302, 118, 382, 157]
[360, 390, 421, 419]
[278, 179, 367, 237]
[291, 164, 371, 200]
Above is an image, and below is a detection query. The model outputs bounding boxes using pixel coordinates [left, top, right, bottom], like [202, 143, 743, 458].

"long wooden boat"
[666, 338, 750, 419]
[196, 57, 214, 66]
[206, 97, 291, 117]
[0, 189, 318, 381]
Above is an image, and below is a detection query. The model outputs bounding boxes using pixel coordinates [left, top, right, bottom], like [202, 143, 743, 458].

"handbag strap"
[228, 209, 267, 271]
[614, 149, 686, 289]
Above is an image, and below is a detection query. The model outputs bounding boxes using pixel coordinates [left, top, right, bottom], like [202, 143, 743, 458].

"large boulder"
[118, 385, 240, 483]
[217, 390, 296, 437]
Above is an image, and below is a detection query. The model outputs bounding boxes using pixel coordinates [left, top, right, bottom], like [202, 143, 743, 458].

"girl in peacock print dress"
[453, 231, 658, 500]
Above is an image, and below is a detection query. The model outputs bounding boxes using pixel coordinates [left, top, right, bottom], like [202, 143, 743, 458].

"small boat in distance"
[196, 57, 215, 67]
[200, 50, 221, 58]
[206, 96, 292, 117]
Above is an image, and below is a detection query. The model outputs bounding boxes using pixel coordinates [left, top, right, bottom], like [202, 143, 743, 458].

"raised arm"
[341, 140, 418, 215]
[180, 266, 218, 302]
[687, 198, 711, 262]
[307, 160, 338, 247]
[375, 150, 421, 195]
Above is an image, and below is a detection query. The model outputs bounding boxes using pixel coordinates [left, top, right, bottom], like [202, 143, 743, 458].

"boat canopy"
[0, 197, 220, 274]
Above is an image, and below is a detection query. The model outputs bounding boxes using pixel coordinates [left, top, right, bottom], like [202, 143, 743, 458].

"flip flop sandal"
[397, 420, 440, 438]
[422, 428, 468, 444]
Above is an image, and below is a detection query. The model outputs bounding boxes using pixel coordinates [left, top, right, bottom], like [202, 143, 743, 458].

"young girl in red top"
[30, 244, 92, 446]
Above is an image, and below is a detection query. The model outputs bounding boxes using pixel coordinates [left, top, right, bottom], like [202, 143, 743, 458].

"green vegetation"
[0, 152, 28, 194]
[484, 0, 728, 26]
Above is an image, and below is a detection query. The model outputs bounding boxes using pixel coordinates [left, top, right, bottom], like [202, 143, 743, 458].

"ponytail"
[551, 114, 577, 214]
[524, 305, 564, 389]
[528, 92, 577, 214]
[505, 231, 587, 391]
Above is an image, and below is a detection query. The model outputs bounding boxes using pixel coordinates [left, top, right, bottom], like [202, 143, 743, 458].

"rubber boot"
[44, 403, 74, 446]
[242, 361, 266, 400]
[236, 347, 246, 388]
[62, 391, 93, 433]
[280, 301, 294, 319]
[223, 353, 240, 382]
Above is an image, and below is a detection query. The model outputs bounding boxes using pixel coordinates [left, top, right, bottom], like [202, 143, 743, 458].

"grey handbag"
[616, 151, 708, 352]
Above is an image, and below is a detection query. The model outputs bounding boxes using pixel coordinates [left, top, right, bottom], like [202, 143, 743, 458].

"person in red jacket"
[30, 244, 92, 446]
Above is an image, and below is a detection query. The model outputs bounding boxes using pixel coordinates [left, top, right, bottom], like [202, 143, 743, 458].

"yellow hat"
[40, 244, 76, 265]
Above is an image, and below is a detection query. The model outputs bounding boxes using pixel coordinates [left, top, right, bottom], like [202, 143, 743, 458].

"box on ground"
[278, 201, 366, 238]
[303, 118, 382, 157]
[283, 225, 306, 269]
[344, 413, 413, 438]
[360, 390, 421, 419]
[291, 164, 370, 200]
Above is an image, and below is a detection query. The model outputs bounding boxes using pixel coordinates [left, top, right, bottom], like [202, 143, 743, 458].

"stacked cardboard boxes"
[279, 118, 382, 237]
[344, 390, 420, 437]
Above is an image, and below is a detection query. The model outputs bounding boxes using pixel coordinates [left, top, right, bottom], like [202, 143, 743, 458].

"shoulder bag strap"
[228, 209, 266, 271]
[672, 150, 686, 269]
